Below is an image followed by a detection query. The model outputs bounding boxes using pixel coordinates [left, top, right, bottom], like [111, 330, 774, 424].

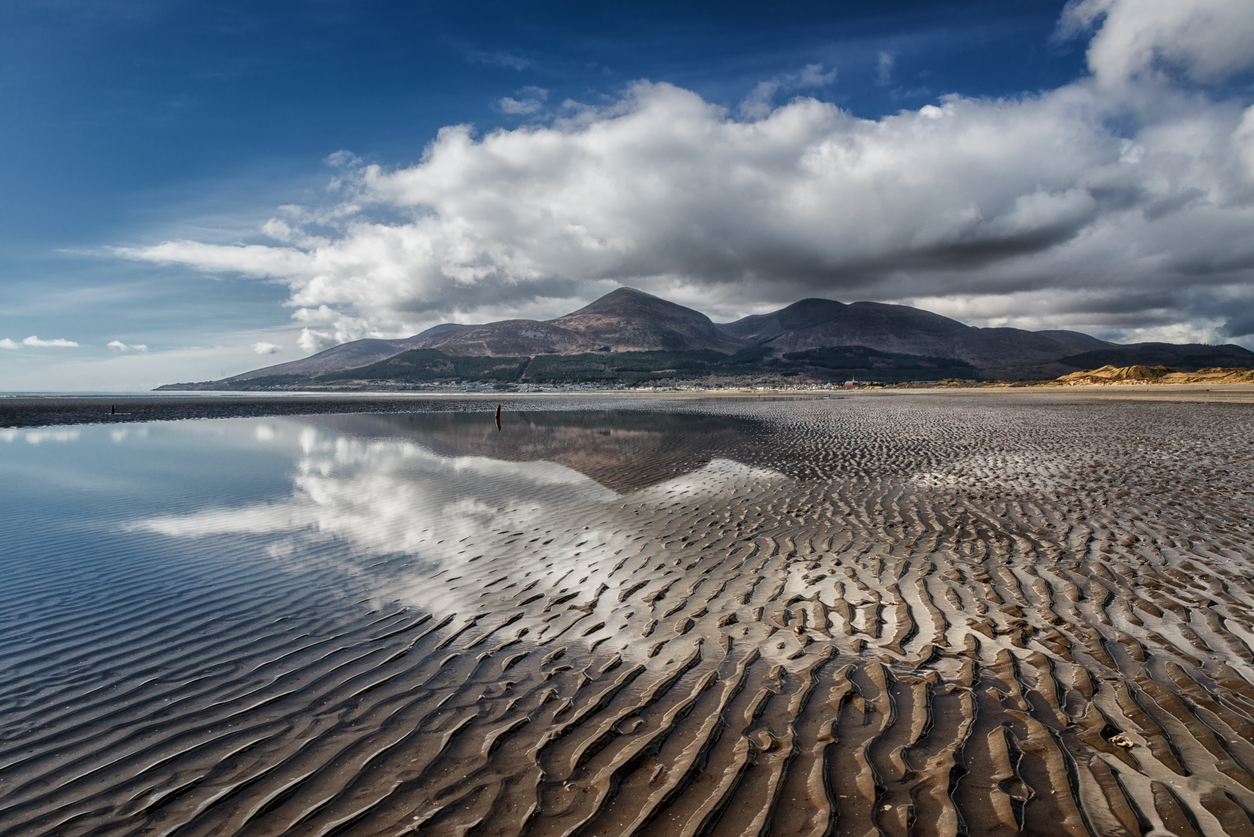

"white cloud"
[0, 339, 16, 349]
[21, 336, 79, 348]
[117, 2, 1254, 346]
[252, 341, 282, 355]
[297, 328, 336, 353]
[117, 240, 311, 278]
[497, 86, 548, 115]
[497, 98, 540, 115]
[1062, 0, 1254, 87]
[796, 63, 837, 87]
[739, 63, 836, 119]
[128, 84, 1116, 316]
[290, 306, 380, 350]
[737, 81, 781, 120]
[108, 340, 148, 352]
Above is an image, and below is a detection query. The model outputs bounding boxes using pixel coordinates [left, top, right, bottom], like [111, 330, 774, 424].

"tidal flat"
[2, 395, 1254, 836]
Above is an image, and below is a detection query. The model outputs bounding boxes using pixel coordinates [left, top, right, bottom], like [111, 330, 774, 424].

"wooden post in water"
[494, 404, 502, 431]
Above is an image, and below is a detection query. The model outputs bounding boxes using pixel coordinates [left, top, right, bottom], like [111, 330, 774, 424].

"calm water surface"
[0, 409, 778, 836]
[0, 409, 762, 662]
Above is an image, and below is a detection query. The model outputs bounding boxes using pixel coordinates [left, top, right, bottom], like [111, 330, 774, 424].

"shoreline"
[859, 382, 1254, 402]
[3, 382, 1254, 429]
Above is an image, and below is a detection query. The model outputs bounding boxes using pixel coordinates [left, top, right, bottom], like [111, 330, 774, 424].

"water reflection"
[1, 427, 82, 444]
[136, 411, 786, 634]
[308, 409, 763, 491]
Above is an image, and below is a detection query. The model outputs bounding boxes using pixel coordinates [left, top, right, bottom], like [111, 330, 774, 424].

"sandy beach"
[2, 394, 1254, 836]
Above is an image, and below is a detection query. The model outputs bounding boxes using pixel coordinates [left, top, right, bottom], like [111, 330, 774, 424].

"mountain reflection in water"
[308, 408, 766, 492]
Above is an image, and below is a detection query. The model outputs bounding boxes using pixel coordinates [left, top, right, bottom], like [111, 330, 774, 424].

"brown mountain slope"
[228, 323, 478, 381]
[721, 298, 1110, 378]
[549, 287, 743, 353]
[418, 288, 743, 356]
[419, 320, 596, 356]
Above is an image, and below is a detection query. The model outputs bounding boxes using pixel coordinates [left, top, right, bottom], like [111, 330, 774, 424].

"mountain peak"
[565, 287, 685, 317]
[551, 287, 741, 352]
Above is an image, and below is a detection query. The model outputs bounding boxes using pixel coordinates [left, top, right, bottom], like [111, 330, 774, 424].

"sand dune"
[1055, 365, 1254, 386]
[2, 397, 1254, 835]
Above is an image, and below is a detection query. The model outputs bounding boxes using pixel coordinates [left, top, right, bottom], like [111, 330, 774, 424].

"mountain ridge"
[181, 287, 1254, 388]
[229, 322, 479, 381]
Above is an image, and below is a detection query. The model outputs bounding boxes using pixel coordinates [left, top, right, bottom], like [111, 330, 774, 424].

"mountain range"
[163, 288, 1254, 389]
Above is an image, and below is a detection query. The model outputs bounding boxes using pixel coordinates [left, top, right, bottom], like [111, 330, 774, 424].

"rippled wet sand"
[3, 396, 1254, 836]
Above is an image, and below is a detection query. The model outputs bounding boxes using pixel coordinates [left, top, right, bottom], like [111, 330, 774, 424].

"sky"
[2, 0, 1254, 391]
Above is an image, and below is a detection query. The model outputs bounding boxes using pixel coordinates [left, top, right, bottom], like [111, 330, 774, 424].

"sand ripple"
[3, 397, 1254, 836]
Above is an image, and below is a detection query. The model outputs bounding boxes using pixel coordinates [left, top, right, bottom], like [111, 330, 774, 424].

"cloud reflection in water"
[135, 412, 785, 643]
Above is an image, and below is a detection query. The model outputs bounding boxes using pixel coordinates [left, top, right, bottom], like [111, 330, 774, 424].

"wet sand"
[3, 395, 1254, 836]
[3, 383, 1253, 429]
[0, 394, 515, 429]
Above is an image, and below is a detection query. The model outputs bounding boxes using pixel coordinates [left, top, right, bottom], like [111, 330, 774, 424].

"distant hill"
[722, 298, 1110, 380]
[1057, 342, 1254, 372]
[228, 323, 478, 381]
[159, 287, 1254, 389]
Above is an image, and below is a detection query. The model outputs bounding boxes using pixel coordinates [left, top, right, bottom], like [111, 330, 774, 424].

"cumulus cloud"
[1061, 0, 1254, 87]
[290, 305, 380, 350]
[297, 328, 337, 353]
[107, 340, 148, 352]
[117, 2, 1254, 348]
[0, 339, 15, 349]
[252, 341, 282, 355]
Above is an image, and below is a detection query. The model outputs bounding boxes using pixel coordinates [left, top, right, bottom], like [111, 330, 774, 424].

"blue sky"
[2, 0, 1253, 390]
